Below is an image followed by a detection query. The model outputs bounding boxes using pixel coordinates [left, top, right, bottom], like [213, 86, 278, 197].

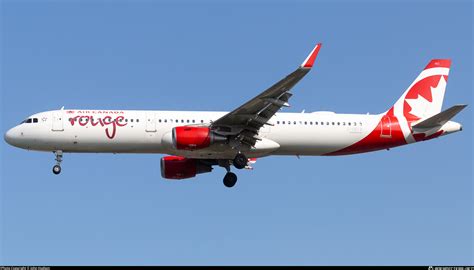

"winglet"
[301, 43, 322, 69]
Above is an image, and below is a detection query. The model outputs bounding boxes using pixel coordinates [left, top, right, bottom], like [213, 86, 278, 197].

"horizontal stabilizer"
[412, 104, 467, 129]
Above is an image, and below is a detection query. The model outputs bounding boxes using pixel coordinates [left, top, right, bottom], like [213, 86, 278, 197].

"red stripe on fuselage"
[324, 108, 407, 156]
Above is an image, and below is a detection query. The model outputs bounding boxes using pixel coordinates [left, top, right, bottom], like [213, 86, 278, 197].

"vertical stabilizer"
[391, 59, 451, 121]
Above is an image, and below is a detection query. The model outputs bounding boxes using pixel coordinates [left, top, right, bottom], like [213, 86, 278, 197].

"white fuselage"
[4, 109, 461, 159]
[5, 109, 381, 158]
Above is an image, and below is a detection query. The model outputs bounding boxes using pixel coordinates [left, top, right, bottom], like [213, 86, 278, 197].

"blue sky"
[1, 0, 472, 266]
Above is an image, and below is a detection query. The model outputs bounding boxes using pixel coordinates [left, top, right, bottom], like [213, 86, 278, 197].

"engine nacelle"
[160, 156, 212, 179]
[172, 126, 226, 150]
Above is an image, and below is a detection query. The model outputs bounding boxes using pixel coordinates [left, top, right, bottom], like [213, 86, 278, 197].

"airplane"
[4, 43, 467, 188]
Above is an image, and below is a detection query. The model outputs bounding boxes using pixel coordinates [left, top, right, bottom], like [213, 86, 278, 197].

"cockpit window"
[21, 118, 39, 124]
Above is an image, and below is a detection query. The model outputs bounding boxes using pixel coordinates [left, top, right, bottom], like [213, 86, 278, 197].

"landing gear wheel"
[52, 165, 61, 175]
[232, 153, 247, 169]
[52, 150, 63, 175]
[223, 172, 237, 188]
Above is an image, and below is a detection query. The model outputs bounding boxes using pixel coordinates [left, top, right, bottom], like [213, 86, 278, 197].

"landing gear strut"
[52, 150, 63, 175]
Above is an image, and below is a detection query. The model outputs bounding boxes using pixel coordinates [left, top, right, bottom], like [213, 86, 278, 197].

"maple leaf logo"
[405, 94, 431, 120]
[404, 75, 446, 120]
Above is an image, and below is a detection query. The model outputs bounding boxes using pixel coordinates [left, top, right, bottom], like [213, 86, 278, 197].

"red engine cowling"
[160, 156, 212, 179]
[172, 126, 225, 150]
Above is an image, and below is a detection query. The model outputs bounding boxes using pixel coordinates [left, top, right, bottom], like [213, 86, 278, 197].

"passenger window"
[192, 120, 195, 123]
[136, 119, 139, 123]
[282, 121, 285, 124]
[159, 119, 162, 123]
[131, 119, 134, 122]
[332, 122, 335, 125]
[277, 121, 280, 124]
[343, 122, 345, 126]
[176, 120, 179, 123]
[348, 122, 351, 126]
[326, 122, 329, 125]
[293, 121, 296, 124]
[201, 120, 204, 123]
[315, 122, 318, 125]
[164, 119, 167, 123]
[310, 122, 313, 125]
[181, 120, 184, 123]
[337, 122, 340, 125]
[321, 122, 324, 125]
[354, 122, 357, 126]
[187, 120, 190, 123]
[304, 121, 307, 125]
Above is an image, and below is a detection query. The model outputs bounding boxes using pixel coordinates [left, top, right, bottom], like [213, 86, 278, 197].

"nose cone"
[4, 127, 23, 148]
[4, 128, 15, 146]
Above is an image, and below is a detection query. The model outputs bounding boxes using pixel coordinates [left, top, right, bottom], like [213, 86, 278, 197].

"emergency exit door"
[146, 112, 157, 132]
[52, 111, 64, 131]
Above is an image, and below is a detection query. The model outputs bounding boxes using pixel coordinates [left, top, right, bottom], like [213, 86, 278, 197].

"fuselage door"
[380, 115, 391, 138]
[146, 112, 157, 132]
[52, 111, 64, 131]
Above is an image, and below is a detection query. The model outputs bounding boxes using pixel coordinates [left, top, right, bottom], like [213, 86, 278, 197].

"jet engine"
[160, 155, 212, 179]
[172, 126, 226, 150]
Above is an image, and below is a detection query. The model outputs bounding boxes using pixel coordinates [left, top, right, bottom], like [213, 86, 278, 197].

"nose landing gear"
[52, 150, 63, 175]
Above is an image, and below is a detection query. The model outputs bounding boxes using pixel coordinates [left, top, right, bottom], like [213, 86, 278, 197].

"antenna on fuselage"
[60, 106, 64, 110]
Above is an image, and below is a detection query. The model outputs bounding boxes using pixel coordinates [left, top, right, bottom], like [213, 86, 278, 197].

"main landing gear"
[220, 153, 248, 188]
[52, 150, 63, 175]
[223, 172, 237, 188]
[232, 152, 248, 169]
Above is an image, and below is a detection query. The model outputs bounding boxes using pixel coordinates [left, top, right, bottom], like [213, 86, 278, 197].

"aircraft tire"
[223, 172, 237, 188]
[52, 165, 61, 175]
[232, 153, 247, 169]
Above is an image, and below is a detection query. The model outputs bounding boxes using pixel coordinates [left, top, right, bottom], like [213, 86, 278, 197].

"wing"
[211, 43, 322, 147]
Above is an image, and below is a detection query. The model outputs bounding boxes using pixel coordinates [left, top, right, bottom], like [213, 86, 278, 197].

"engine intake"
[160, 156, 212, 179]
[172, 126, 226, 150]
